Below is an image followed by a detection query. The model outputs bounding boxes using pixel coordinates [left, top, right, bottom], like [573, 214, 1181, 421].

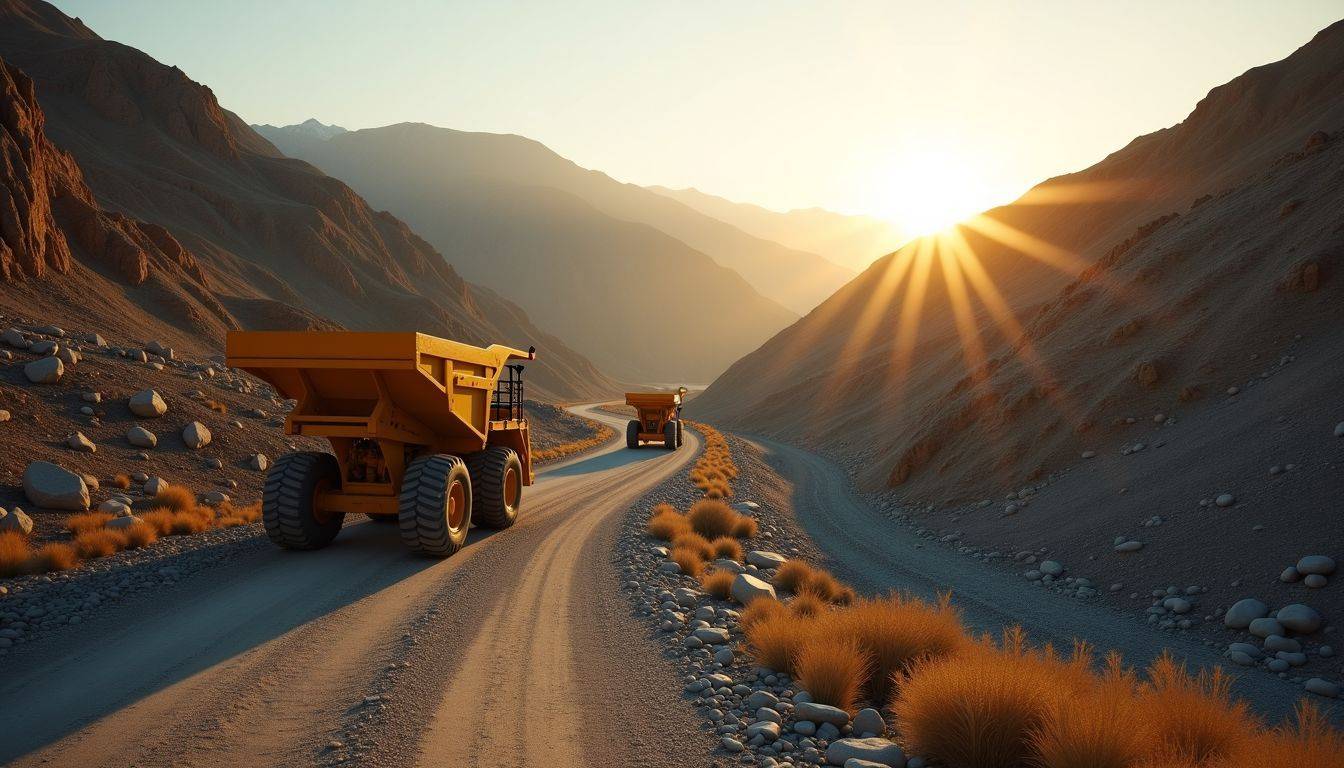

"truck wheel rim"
[311, 478, 334, 524]
[504, 466, 520, 510]
[447, 479, 466, 531]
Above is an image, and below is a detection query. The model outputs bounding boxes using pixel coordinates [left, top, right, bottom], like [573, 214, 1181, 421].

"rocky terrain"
[0, 0, 614, 403]
[615, 432, 925, 767]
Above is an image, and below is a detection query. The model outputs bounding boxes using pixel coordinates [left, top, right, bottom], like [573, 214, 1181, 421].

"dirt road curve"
[0, 405, 705, 768]
[751, 435, 1340, 725]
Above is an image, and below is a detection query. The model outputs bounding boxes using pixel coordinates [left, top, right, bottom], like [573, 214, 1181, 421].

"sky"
[53, 0, 1344, 235]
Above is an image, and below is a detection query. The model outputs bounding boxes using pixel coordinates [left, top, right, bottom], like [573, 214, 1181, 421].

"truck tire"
[399, 454, 472, 557]
[626, 419, 641, 449]
[663, 419, 678, 450]
[262, 451, 344, 550]
[466, 446, 522, 529]
[675, 419, 684, 447]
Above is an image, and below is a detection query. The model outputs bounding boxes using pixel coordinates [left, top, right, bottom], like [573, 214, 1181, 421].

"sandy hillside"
[690, 20, 1344, 625]
[0, 0, 614, 403]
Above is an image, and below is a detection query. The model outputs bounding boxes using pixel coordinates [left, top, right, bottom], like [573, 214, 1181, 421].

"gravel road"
[0, 404, 709, 768]
[749, 434, 1339, 725]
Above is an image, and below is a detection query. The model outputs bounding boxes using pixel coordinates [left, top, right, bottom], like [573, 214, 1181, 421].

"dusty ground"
[0, 405, 713, 767]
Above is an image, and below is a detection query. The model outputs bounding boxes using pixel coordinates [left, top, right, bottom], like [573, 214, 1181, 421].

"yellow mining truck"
[624, 388, 687, 450]
[226, 331, 535, 557]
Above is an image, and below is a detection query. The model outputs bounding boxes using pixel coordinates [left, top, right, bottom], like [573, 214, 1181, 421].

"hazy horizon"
[53, 0, 1343, 235]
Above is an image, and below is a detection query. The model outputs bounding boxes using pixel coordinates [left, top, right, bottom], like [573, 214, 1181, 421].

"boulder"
[795, 701, 850, 726]
[1040, 560, 1064, 576]
[144, 477, 169, 497]
[826, 737, 906, 766]
[23, 356, 63, 384]
[98, 499, 131, 515]
[731, 572, 776, 605]
[29, 340, 58, 355]
[1277, 604, 1323, 634]
[1248, 617, 1285, 638]
[56, 346, 79, 366]
[201, 491, 230, 506]
[0, 507, 34, 535]
[145, 340, 175, 360]
[852, 708, 886, 737]
[2, 327, 28, 348]
[692, 627, 730, 644]
[127, 426, 158, 448]
[1224, 598, 1269, 629]
[1297, 556, 1337, 576]
[104, 514, 143, 531]
[250, 453, 270, 471]
[66, 432, 97, 453]
[747, 550, 788, 569]
[181, 421, 212, 449]
[128, 389, 167, 417]
[22, 461, 90, 510]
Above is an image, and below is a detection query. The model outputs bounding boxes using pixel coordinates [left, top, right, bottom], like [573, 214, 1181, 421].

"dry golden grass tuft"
[744, 609, 819, 674]
[670, 546, 705, 579]
[710, 536, 743, 561]
[740, 596, 788, 630]
[533, 421, 616, 462]
[1221, 702, 1344, 768]
[800, 569, 854, 605]
[788, 592, 828, 618]
[155, 485, 196, 513]
[647, 505, 691, 541]
[1029, 654, 1150, 768]
[0, 532, 33, 578]
[834, 593, 964, 702]
[700, 569, 735, 600]
[122, 522, 158, 549]
[29, 543, 79, 573]
[205, 399, 229, 414]
[1141, 653, 1256, 764]
[671, 531, 715, 561]
[685, 421, 738, 500]
[796, 635, 871, 713]
[74, 529, 129, 559]
[774, 560, 814, 593]
[731, 516, 758, 538]
[65, 512, 111, 536]
[892, 632, 1081, 768]
[688, 499, 738, 539]
[111, 474, 132, 490]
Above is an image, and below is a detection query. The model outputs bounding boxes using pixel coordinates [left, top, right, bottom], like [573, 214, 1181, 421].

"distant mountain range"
[253, 117, 347, 141]
[646, 186, 906, 274]
[0, 0, 613, 402]
[254, 121, 825, 381]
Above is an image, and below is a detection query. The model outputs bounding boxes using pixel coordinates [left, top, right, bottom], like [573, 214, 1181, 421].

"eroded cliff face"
[0, 56, 204, 289]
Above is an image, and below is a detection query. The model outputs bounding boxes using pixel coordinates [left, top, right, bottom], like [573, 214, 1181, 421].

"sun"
[874, 147, 992, 236]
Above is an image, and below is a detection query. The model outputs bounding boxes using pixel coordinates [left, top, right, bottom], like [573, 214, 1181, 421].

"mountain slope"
[255, 121, 802, 381]
[647, 185, 905, 273]
[0, 0, 612, 402]
[690, 19, 1344, 500]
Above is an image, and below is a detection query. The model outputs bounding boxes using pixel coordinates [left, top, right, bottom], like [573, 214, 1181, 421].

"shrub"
[731, 515, 758, 538]
[205, 399, 229, 414]
[700, 569, 735, 600]
[155, 485, 196, 513]
[0, 532, 34, 578]
[140, 509, 177, 536]
[670, 546, 705, 578]
[74, 529, 129, 559]
[122, 522, 158, 549]
[65, 512, 111, 536]
[111, 474, 131, 489]
[788, 592, 828, 618]
[1030, 655, 1150, 768]
[29, 543, 79, 573]
[169, 510, 212, 535]
[774, 560, 814, 593]
[800, 568, 854, 604]
[745, 610, 819, 674]
[648, 505, 690, 540]
[1220, 702, 1344, 768]
[671, 531, 715, 561]
[688, 499, 738, 539]
[832, 593, 964, 703]
[796, 635, 871, 712]
[216, 501, 261, 527]
[710, 536, 743, 561]
[1141, 653, 1256, 764]
[740, 596, 787, 630]
[891, 632, 1081, 768]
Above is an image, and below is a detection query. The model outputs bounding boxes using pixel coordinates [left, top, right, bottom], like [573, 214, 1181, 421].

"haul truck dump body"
[226, 331, 535, 557]
[625, 388, 686, 450]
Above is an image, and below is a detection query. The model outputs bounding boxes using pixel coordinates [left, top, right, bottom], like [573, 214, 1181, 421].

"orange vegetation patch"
[0, 532, 33, 578]
[205, 399, 229, 414]
[65, 512, 111, 536]
[669, 546, 705, 579]
[699, 569, 735, 600]
[29, 543, 79, 573]
[685, 421, 737, 499]
[647, 504, 692, 540]
[111, 474, 131, 490]
[740, 596, 788, 630]
[795, 635, 871, 713]
[772, 559, 853, 605]
[74, 529, 128, 559]
[533, 421, 616, 463]
[710, 536, 742, 562]
[688, 499, 738, 539]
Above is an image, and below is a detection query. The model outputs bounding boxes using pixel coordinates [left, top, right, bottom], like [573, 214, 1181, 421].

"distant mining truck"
[226, 331, 535, 557]
[624, 388, 687, 450]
